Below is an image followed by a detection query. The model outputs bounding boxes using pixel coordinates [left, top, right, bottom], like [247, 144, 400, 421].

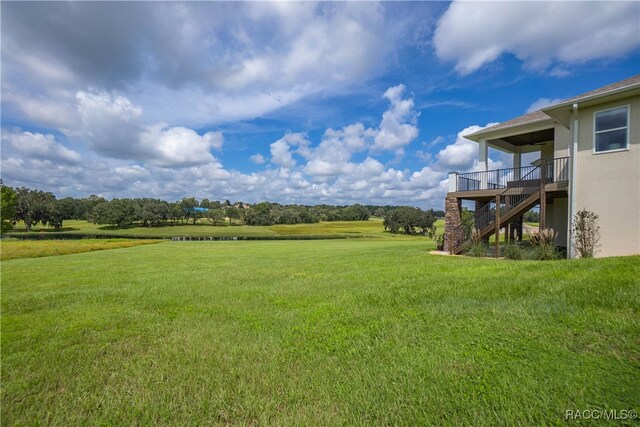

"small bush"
[435, 234, 445, 251]
[528, 227, 556, 246]
[572, 208, 600, 258]
[466, 242, 488, 257]
[425, 226, 437, 240]
[530, 243, 561, 260]
[466, 228, 488, 257]
[528, 227, 561, 260]
[502, 242, 525, 260]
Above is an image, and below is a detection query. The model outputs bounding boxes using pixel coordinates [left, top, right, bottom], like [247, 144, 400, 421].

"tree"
[572, 209, 600, 258]
[226, 206, 241, 225]
[383, 207, 436, 235]
[523, 209, 539, 223]
[244, 202, 274, 226]
[168, 202, 183, 223]
[1, 183, 17, 235]
[200, 198, 212, 209]
[56, 197, 80, 220]
[135, 199, 170, 227]
[91, 199, 136, 227]
[207, 208, 226, 225]
[180, 197, 201, 224]
[13, 187, 56, 231]
[373, 208, 386, 218]
[340, 204, 370, 221]
[46, 199, 66, 230]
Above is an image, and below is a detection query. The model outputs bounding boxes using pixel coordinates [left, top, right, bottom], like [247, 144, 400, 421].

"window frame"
[593, 105, 630, 154]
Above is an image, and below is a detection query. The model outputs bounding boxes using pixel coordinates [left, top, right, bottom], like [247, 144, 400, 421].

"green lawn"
[2, 240, 638, 425]
[0, 239, 161, 261]
[7, 218, 443, 240]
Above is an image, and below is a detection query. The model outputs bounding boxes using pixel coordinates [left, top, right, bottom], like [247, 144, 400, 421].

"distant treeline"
[1, 184, 444, 232]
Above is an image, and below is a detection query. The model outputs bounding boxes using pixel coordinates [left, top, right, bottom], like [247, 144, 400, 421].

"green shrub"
[465, 228, 487, 257]
[502, 242, 525, 260]
[466, 242, 488, 257]
[425, 225, 437, 240]
[528, 228, 561, 260]
[572, 208, 600, 258]
[529, 243, 561, 260]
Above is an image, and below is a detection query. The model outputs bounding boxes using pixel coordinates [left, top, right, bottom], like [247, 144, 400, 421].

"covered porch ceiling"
[488, 127, 555, 153]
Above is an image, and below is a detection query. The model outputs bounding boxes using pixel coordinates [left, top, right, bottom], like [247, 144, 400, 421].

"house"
[444, 75, 640, 258]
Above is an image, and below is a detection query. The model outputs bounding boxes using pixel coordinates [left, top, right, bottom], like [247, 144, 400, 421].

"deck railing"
[546, 156, 569, 183]
[450, 165, 544, 253]
[452, 157, 569, 192]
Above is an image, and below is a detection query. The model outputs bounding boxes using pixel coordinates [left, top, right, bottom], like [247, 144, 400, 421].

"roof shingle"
[467, 74, 640, 139]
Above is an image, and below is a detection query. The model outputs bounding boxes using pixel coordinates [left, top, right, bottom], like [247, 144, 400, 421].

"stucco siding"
[554, 124, 571, 158]
[545, 197, 569, 248]
[574, 96, 640, 257]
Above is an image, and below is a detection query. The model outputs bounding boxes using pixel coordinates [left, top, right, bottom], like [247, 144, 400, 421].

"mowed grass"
[0, 239, 161, 260]
[7, 218, 444, 239]
[2, 240, 639, 425]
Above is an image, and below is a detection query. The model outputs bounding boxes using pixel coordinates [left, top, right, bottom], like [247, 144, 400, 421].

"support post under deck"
[494, 194, 501, 257]
[540, 160, 547, 230]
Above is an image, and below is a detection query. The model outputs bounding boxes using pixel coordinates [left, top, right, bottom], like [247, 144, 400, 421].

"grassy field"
[6, 218, 444, 240]
[0, 239, 161, 261]
[2, 239, 638, 425]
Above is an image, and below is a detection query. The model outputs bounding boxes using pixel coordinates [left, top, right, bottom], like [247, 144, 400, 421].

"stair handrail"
[450, 164, 544, 253]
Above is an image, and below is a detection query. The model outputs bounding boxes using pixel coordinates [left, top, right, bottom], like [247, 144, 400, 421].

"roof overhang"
[465, 118, 555, 153]
[465, 116, 553, 143]
[543, 84, 640, 128]
[462, 75, 640, 152]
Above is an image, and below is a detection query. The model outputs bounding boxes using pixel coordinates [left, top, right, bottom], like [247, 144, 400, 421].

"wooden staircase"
[451, 166, 545, 255]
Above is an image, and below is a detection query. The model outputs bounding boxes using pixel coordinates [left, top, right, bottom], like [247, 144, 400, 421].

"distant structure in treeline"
[1, 184, 444, 232]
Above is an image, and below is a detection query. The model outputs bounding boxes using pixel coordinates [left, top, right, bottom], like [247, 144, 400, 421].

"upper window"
[594, 106, 629, 153]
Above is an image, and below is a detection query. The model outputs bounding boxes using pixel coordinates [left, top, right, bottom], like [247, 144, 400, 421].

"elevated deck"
[445, 158, 570, 255]
[448, 157, 569, 200]
[449, 181, 568, 201]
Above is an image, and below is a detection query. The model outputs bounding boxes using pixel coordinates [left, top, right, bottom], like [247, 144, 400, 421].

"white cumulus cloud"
[140, 125, 221, 168]
[436, 124, 495, 172]
[3, 130, 81, 164]
[434, 1, 640, 75]
[249, 153, 266, 164]
[373, 84, 419, 152]
[270, 133, 310, 169]
[76, 90, 222, 168]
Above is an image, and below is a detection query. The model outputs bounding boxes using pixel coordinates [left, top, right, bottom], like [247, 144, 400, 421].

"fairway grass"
[2, 240, 639, 425]
[7, 218, 443, 240]
[0, 239, 161, 260]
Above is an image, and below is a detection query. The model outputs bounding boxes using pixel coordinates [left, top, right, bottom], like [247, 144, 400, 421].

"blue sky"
[2, 1, 639, 208]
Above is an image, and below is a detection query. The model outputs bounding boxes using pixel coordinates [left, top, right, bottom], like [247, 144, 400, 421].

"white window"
[594, 106, 629, 153]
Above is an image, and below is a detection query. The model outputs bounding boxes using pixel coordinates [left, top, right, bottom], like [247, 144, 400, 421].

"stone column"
[444, 195, 462, 253]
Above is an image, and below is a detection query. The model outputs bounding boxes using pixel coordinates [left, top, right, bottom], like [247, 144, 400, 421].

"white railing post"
[478, 172, 487, 190]
[479, 139, 488, 171]
[513, 147, 522, 180]
[448, 172, 458, 192]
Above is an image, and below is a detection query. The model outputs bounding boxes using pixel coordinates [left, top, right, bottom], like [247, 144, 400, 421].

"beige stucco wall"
[554, 124, 571, 158]
[574, 95, 640, 257]
[545, 197, 568, 248]
[540, 142, 554, 160]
